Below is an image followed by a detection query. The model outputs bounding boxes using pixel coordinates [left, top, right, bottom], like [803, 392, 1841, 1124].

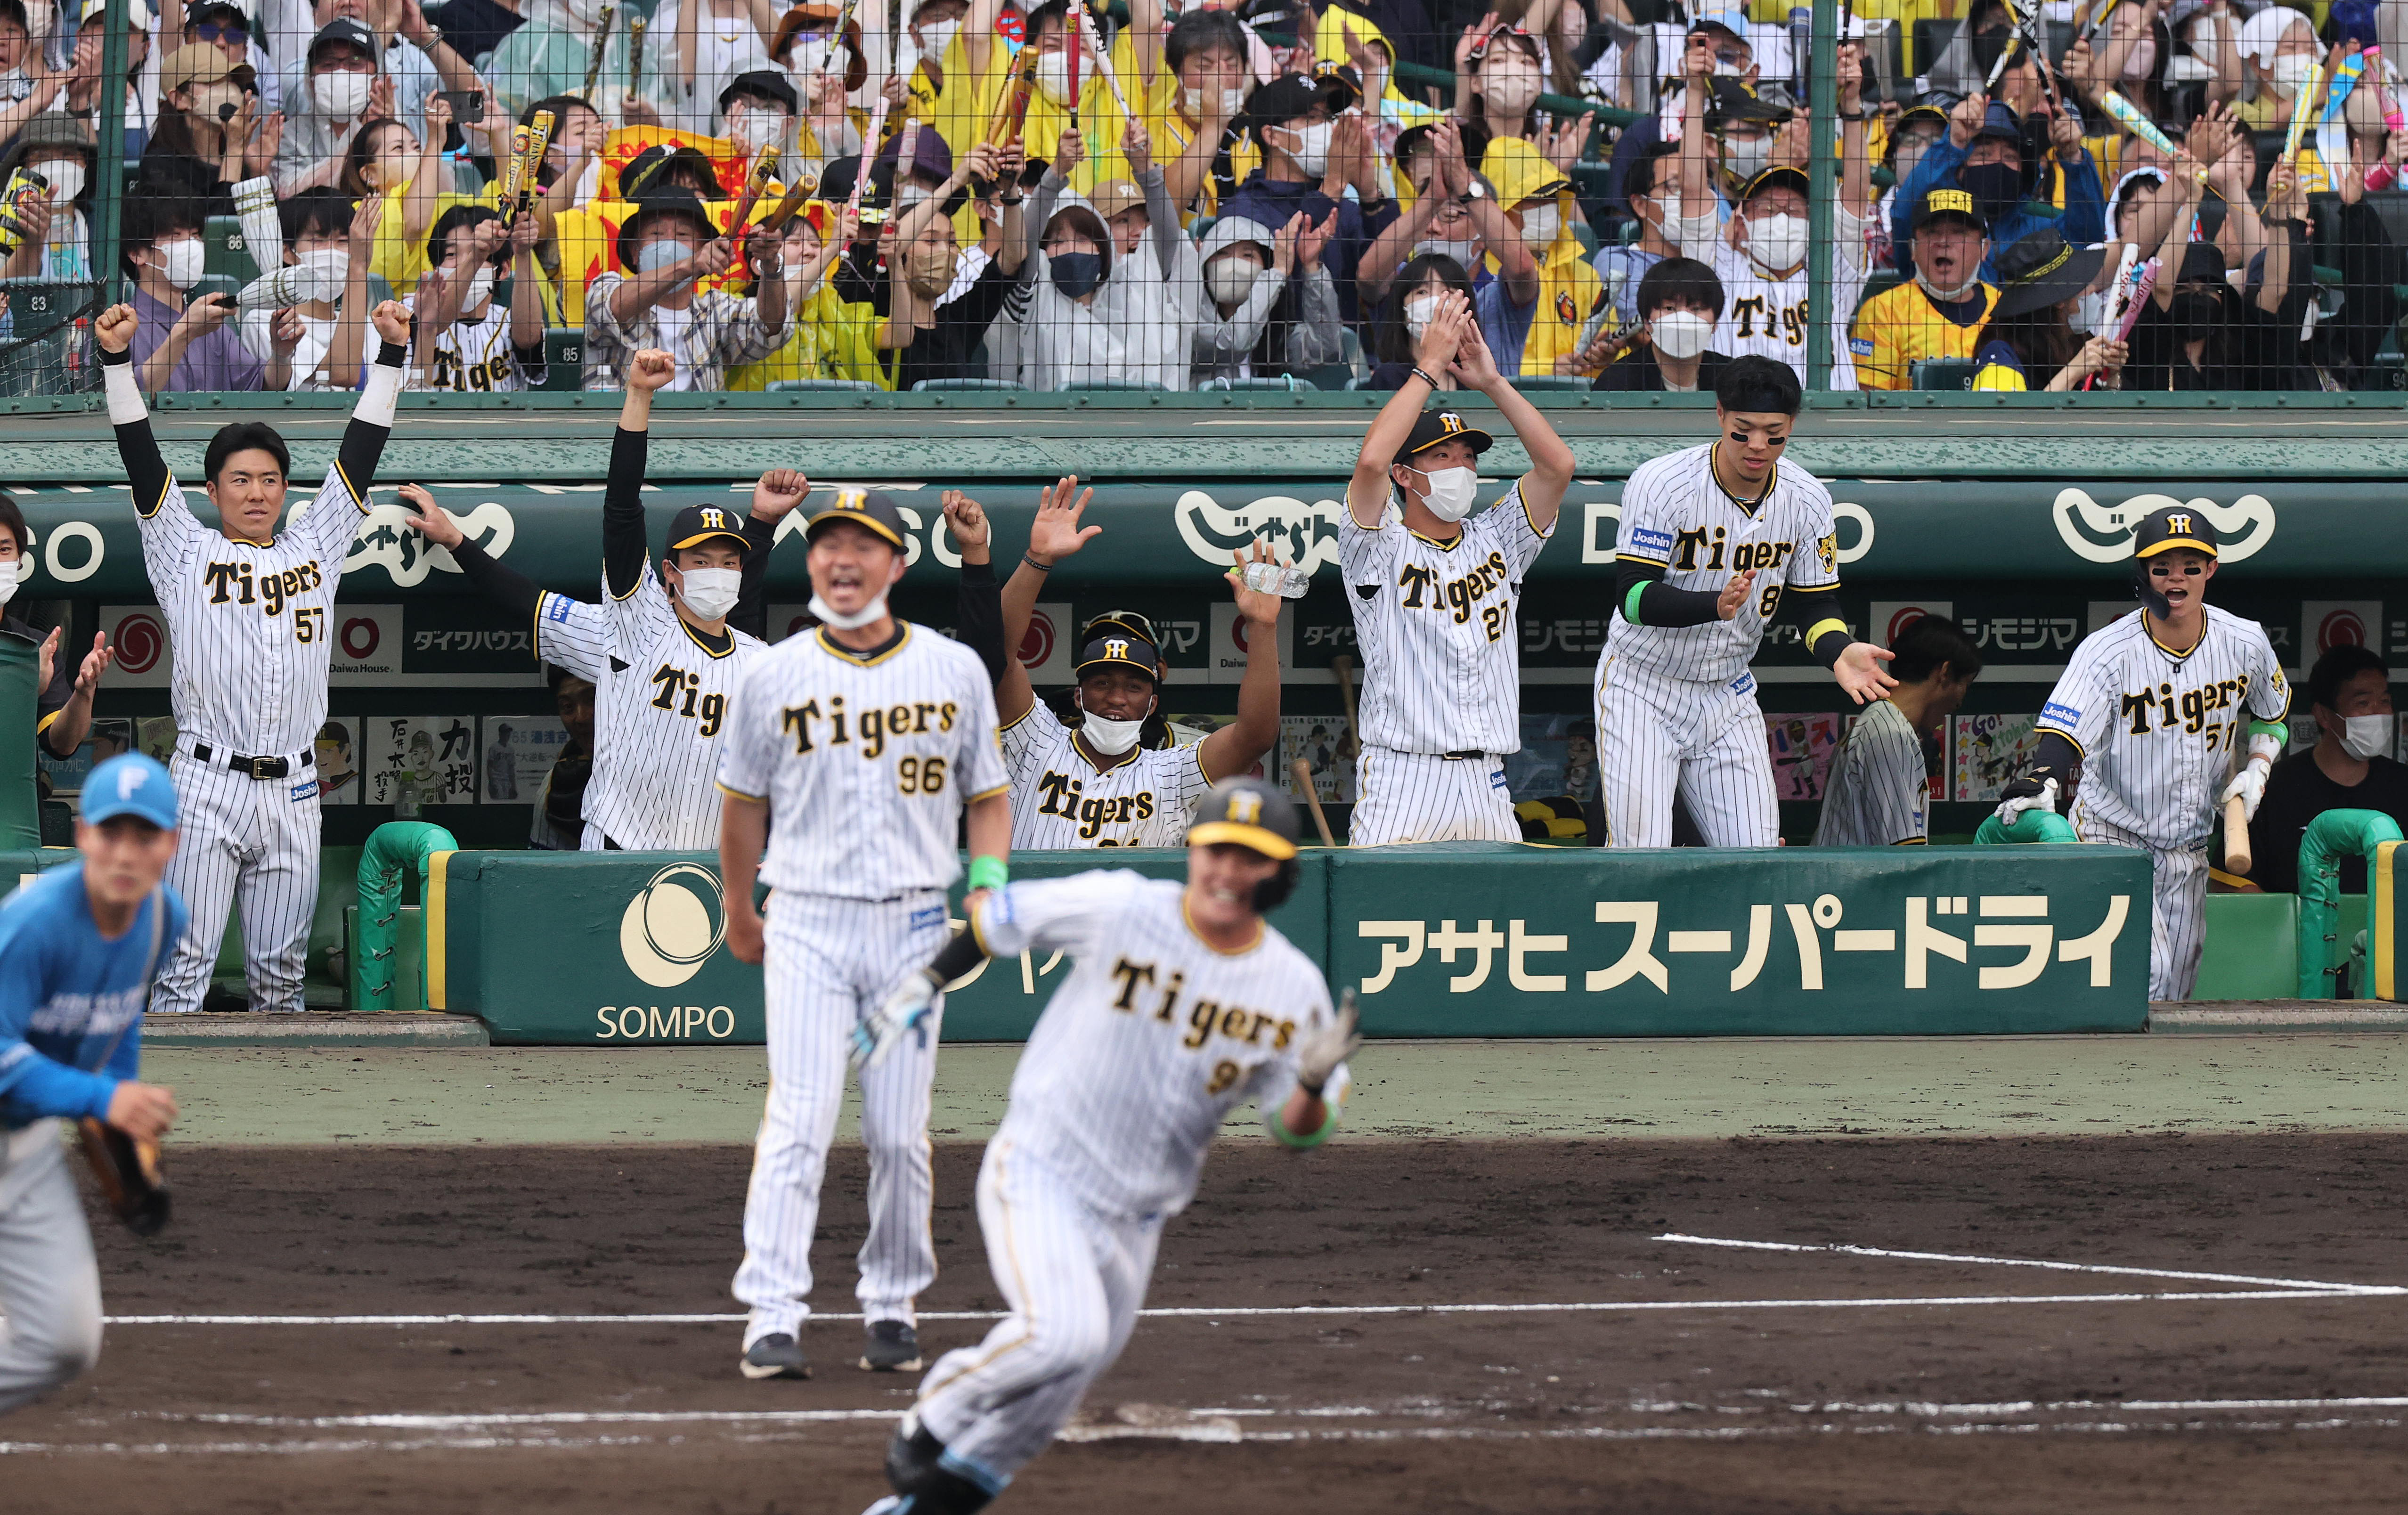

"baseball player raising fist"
[1596, 356, 1896, 847]
[1341, 288, 1575, 844]
[2001, 506, 2288, 1000]
[858, 779, 1357, 1515]
[95, 296, 412, 1014]
[716, 488, 1010, 1383]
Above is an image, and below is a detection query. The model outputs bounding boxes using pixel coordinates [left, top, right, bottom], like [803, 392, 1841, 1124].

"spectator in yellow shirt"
[1850, 187, 1997, 389]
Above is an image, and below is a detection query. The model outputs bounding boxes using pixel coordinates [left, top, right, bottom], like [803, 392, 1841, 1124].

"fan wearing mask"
[1191, 212, 1344, 385]
[1131, 1, 1257, 218]
[1850, 188, 1997, 389]
[960, 0, 1140, 193]
[1894, 92, 2107, 284]
[1967, 225, 2129, 391]
[1480, 135, 1603, 375]
[982, 476, 1285, 849]
[1007, 179, 1128, 389]
[2124, 152, 2309, 390]
[1595, 256, 1729, 392]
[141, 44, 273, 220]
[585, 188, 793, 391]
[1341, 290, 1576, 847]
[1363, 252, 1474, 389]
[652, 0, 776, 137]
[123, 195, 275, 393]
[409, 203, 549, 391]
[1089, 115, 1196, 390]
[769, 6, 870, 165]
[274, 18, 392, 194]
[238, 187, 363, 392]
[714, 70, 797, 159]
[1356, 117, 1532, 310]
[1594, 141, 1680, 330]
[1457, 23, 1546, 157]
[2231, 4, 2321, 131]
[886, 138, 1029, 390]
[1220, 71, 1396, 326]
[0, 115, 98, 283]
[2248, 645, 2408, 897]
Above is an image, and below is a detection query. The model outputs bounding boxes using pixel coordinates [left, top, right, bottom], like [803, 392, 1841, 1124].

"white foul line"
[1656, 1233, 2405, 1297]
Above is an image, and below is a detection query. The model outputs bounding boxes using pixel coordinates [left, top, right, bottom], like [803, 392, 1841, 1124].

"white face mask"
[299, 245, 351, 287]
[1408, 464, 1479, 521]
[1636, 191, 1678, 238]
[460, 266, 496, 309]
[1649, 308, 1712, 360]
[896, 185, 933, 211]
[0, 560, 19, 605]
[677, 565, 742, 621]
[154, 236, 205, 290]
[1204, 255, 1258, 305]
[1414, 235, 1480, 266]
[914, 18, 959, 60]
[1181, 83, 1243, 117]
[1722, 132, 1772, 182]
[728, 109, 784, 151]
[312, 68, 373, 119]
[1277, 120, 1333, 178]
[2270, 52, 2315, 92]
[39, 161, 84, 203]
[1036, 49, 1076, 106]
[809, 590, 889, 630]
[1079, 709, 1147, 754]
[1517, 202, 1560, 250]
[1404, 291, 1440, 337]
[2341, 713, 2394, 761]
[2071, 288, 2109, 335]
[1746, 211, 1807, 270]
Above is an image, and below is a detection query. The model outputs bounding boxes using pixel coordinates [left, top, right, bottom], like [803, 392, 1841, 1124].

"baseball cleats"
[739, 1332, 810, 1380]
[862, 1319, 923, 1372]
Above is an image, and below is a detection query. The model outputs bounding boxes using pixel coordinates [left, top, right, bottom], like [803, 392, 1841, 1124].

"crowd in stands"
[0, 0, 2398, 393]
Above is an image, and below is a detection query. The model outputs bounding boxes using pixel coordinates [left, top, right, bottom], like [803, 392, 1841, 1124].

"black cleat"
[886, 1411, 945, 1491]
[861, 1319, 923, 1372]
[740, 1331, 810, 1380]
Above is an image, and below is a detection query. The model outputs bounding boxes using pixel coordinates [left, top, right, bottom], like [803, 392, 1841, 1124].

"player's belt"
[185, 741, 313, 780]
[1438, 750, 1489, 761]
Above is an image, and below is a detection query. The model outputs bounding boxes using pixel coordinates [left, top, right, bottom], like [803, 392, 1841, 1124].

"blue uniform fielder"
[0, 754, 186, 1414]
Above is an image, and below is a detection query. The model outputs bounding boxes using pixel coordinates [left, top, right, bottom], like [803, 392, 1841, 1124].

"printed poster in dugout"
[1763, 711, 1840, 801]
[1952, 713, 2043, 802]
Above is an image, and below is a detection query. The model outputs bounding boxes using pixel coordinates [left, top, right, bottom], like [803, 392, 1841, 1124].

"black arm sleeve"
[333, 341, 407, 498]
[729, 512, 777, 643]
[2033, 730, 2078, 778]
[1612, 556, 1722, 628]
[1772, 583, 1852, 668]
[101, 348, 175, 516]
[601, 425, 651, 600]
[920, 921, 991, 986]
[954, 558, 1007, 685]
[446, 532, 548, 630]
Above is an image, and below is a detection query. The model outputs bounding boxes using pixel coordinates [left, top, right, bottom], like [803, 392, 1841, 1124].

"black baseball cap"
[1704, 77, 1789, 127]
[307, 16, 375, 60]
[1395, 408, 1494, 466]
[1912, 187, 1987, 234]
[1075, 634, 1161, 684]
[667, 502, 751, 554]
[1239, 74, 1322, 131]
[803, 487, 909, 551]
[1739, 164, 1810, 203]
[717, 67, 799, 115]
[619, 142, 722, 200]
[1188, 777, 1300, 861]
[2132, 505, 2218, 560]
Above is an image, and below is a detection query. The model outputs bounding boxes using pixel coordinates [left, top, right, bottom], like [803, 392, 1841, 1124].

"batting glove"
[1293, 991, 1363, 1098]
[849, 973, 938, 1075]
[2220, 760, 2270, 823]
[1993, 776, 2059, 829]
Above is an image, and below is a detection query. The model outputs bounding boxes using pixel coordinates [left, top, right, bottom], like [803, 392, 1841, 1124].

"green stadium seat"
[1509, 375, 1586, 391]
[1295, 324, 1359, 393]
[1061, 378, 1165, 390]
[539, 327, 582, 391]
[202, 215, 260, 285]
[768, 378, 879, 391]
[909, 378, 1025, 391]
[1571, 219, 1599, 258]
[1911, 357, 1977, 391]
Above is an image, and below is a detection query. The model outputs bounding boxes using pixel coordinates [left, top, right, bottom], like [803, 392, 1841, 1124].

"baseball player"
[1595, 355, 1898, 847]
[1999, 506, 2288, 1001]
[715, 488, 1010, 1383]
[397, 349, 804, 851]
[1341, 290, 1575, 845]
[979, 477, 1286, 848]
[1815, 615, 1984, 847]
[0, 753, 186, 1413]
[95, 297, 413, 1014]
[854, 778, 1359, 1515]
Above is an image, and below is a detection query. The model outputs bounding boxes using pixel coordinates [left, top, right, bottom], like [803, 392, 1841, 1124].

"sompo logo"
[620, 863, 726, 987]
[1174, 489, 1342, 576]
[2051, 489, 2275, 564]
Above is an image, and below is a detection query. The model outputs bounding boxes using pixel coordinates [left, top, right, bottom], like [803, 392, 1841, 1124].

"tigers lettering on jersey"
[649, 664, 730, 736]
[1038, 776, 1157, 840]
[424, 347, 524, 392]
[2116, 675, 2254, 742]
[1397, 548, 1514, 639]
[1106, 956, 1298, 1055]
[203, 558, 323, 607]
[781, 697, 960, 753]
[1726, 292, 1811, 348]
[1668, 529, 1794, 575]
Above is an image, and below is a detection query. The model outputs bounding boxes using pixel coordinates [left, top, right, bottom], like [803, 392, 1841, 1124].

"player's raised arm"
[604, 350, 676, 600]
[1445, 315, 1575, 533]
[1348, 292, 1474, 528]
[396, 483, 614, 682]
[943, 489, 1008, 685]
[995, 477, 1098, 723]
[93, 304, 176, 520]
[1198, 542, 1286, 782]
[733, 468, 810, 643]
[331, 301, 414, 509]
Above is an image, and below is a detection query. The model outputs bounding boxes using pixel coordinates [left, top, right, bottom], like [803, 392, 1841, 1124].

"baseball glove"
[78, 1118, 171, 1236]
[850, 975, 938, 1075]
[1293, 991, 1363, 1097]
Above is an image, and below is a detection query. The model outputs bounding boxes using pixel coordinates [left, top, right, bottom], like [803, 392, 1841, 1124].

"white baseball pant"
[2071, 801, 2207, 1002]
[1348, 746, 1519, 846]
[913, 1135, 1162, 1494]
[156, 750, 323, 1015]
[0, 1122, 104, 1414]
[734, 888, 950, 1346]
[1594, 659, 1779, 848]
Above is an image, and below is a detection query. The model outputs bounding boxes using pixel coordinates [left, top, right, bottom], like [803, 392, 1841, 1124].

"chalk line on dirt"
[1656, 1233, 2403, 1295]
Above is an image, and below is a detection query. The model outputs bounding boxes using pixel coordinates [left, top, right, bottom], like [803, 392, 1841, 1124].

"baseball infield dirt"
[8, 1134, 2407, 1514]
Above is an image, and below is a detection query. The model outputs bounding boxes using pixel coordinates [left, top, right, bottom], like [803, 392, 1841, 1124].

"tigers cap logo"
[1438, 412, 1464, 434]
[1106, 639, 1130, 660]
[1227, 790, 1263, 825]
[2168, 513, 2193, 534]
[701, 507, 727, 529]
[836, 489, 867, 512]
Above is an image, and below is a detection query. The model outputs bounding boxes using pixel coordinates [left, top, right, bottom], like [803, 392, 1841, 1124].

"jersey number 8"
[897, 755, 948, 794]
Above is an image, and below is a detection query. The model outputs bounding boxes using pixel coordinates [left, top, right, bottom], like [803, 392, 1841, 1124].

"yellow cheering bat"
[985, 44, 1040, 146]
[511, 109, 557, 223]
[501, 122, 532, 204]
[580, 2, 617, 103]
[728, 145, 780, 231]
[760, 166, 823, 235]
[2282, 62, 2323, 161]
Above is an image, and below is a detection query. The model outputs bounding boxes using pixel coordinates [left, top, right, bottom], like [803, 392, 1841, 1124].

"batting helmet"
[1188, 776, 1302, 913]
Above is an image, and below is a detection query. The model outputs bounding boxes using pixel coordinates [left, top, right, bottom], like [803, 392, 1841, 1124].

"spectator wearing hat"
[1130, 0, 1256, 219]
[2123, 147, 2310, 390]
[0, 114, 96, 282]
[271, 17, 391, 193]
[1479, 134, 1603, 376]
[769, 5, 870, 166]
[180, 0, 284, 115]
[584, 187, 792, 391]
[483, 0, 629, 122]
[2230, 3, 2319, 130]
[62, 0, 154, 155]
[1594, 255, 1730, 393]
[1870, 101, 1948, 269]
[1009, 135, 1151, 389]
[1967, 226, 2128, 391]
[1850, 187, 1996, 389]
[274, 0, 480, 148]
[139, 43, 271, 219]
[960, 0, 1141, 193]
[1222, 71, 1396, 326]
[653, 0, 775, 139]
[712, 68, 795, 156]
[1191, 210, 1343, 386]
[122, 195, 279, 392]
[1894, 91, 2106, 284]
[887, 138, 1030, 391]
[2248, 644, 2408, 899]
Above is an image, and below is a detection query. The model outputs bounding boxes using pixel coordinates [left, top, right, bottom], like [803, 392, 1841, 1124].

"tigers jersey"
[1001, 705, 1213, 849]
[1813, 698, 1930, 846]
[716, 622, 1008, 899]
[405, 298, 544, 393]
[1341, 480, 1553, 755]
[1675, 206, 1867, 388]
[2036, 606, 2289, 850]
[1602, 442, 1842, 684]
[971, 871, 1340, 1219]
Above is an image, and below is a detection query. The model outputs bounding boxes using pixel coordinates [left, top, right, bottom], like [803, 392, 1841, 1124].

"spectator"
[1456, 21, 1560, 166]
[960, 0, 1139, 192]
[123, 195, 280, 391]
[1594, 255, 1730, 393]
[1698, 73, 1790, 210]
[1132, 1, 1253, 218]
[2249, 645, 2408, 896]
[2163, 0, 2247, 114]
[0, 0, 43, 109]
[583, 187, 790, 391]
[140, 44, 272, 219]
[712, 68, 795, 155]
[1851, 188, 1995, 390]
[1362, 250, 1473, 391]
[527, 91, 607, 211]
[409, 203, 547, 391]
[726, 202, 890, 389]
[898, 0, 967, 124]
[886, 139, 1029, 391]
[1594, 139, 1677, 329]
[182, 0, 284, 115]
[1871, 100, 1948, 269]
[1010, 179, 1130, 389]
[2231, 4, 2320, 130]
[1223, 72, 1396, 325]
[1085, 118, 1196, 391]
[0, 114, 96, 282]
[0, 495, 108, 764]
[1190, 212, 1342, 385]
[63, 0, 155, 156]
[2124, 155, 2310, 390]
[1895, 94, 2105, 283]
[275, 0, 478, 146]
[773, 4, 869, 166]
[1968, 226, 2128, 391]
[273, 17, 394, 193]
[2302, 109, 2407, 389]
[1357, 115, 1526, 308]
[1814, 614, 1983, 847]
[242, 186, 382, 390]
[1479, 134, 1602, 376]
[484, 0, 628, 122]
[617, 138, 722, 200]
[426, 0, 528, 65]
[529, 666, 594, 849]
[654, 0, 776, 138]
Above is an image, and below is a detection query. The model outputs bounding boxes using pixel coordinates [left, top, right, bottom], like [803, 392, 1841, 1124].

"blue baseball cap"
[81, 753, 178, 830]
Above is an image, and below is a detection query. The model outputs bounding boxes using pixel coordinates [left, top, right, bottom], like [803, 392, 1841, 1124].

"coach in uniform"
[1815, 615, 1984, 846]
[716, 487, 1009, 1384]
[1597, 356, 1896, 847]
[96, 296, 412, 1015]
[980, 476, 1286, 848]
[2000, 506, 2289, 1001]
[1340, 290, 1574, 845]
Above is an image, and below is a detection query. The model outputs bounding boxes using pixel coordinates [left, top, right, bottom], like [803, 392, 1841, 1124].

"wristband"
[967, 855, 1008, 892]
[1409, 366, 1440, 389]
[1022, 552, 1052, 572]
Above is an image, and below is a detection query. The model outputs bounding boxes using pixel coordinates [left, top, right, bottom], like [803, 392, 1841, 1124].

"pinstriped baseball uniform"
[106, 347, 399, 1014]
[913, 871, 1342, 1490]
[715, 622, 1007, 1343]
[1342, 481, 1553, 846]
[2037, 606, 2289, 1000]
[1595, 442, 1842, 848]
[1813, 699, 1930, 846]
[1001, 707, 1212, 849]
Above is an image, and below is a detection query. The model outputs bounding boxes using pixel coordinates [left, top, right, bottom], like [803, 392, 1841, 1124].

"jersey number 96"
[897, 755, 948, 794]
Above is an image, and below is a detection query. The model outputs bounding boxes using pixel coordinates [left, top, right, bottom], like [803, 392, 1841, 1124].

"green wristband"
[967, 855, 1008, 893]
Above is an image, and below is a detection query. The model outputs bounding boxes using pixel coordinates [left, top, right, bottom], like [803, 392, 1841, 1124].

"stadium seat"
[769, 379, 880, 391]
[1295, 325, 1359, 392]
[1571, 219, 1600, 258]
[539, 327, 582, 391]
[909, 378, 1026, 391]
[1061, 378, 1166, 390]
[1198, 375, 1311, 391]
[0, 278, 97, 396]
[1509, 375, 1586, 391]
[1910, 357, 1977, 390]
[202, 215, 259, 286]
